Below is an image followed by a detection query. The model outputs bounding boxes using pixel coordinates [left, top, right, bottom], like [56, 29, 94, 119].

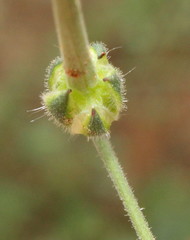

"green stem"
[51, 0, 96, 91]
[93, 137, 155, 240]
[51, 0, 155, 239]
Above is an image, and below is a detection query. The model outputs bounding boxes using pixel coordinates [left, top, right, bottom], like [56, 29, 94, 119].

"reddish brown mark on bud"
[103, 77, 110, 82]
[67, 89, 72, 94]
[63, 117, 73, 126]
[66, 69, 84, 78]
[98, 52, 106, 59]
[91, 108, 96, 117]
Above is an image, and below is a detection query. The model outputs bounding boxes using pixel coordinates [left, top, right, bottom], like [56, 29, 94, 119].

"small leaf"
[91, 42, 107, 59]
[44, 89, 72, 125]
[88, 109, 106, 136]
[103, 73, 121, 94]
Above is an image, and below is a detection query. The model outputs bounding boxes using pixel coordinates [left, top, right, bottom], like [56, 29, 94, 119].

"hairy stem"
[51, 0, 96, 91]
[51, 0, 155, 239]
[93, 137, 155, 240]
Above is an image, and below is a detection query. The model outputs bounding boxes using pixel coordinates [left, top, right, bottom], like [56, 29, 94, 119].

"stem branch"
[93, 137, 155, 240]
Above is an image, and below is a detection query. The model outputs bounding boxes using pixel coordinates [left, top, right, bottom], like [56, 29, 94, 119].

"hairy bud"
[41, 42, 126, 137]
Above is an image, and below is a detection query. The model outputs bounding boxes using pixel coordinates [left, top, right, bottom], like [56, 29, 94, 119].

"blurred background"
[1, 0, 190, 239]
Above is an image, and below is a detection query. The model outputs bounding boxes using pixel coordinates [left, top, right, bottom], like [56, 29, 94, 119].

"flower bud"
[42, 42, 126, 137]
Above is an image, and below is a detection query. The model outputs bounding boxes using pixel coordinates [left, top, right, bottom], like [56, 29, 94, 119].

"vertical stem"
[51, 0, 96, 91]
[51, 0, 155, 239]
[93, 137, 155, 240]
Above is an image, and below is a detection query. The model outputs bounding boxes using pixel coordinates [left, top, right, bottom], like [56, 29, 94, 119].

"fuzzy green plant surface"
[34, 0, 156, 239]
[42, 42, 126, 137]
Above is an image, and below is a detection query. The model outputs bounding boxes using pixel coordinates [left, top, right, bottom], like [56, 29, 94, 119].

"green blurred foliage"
[0, 0, 190, 239]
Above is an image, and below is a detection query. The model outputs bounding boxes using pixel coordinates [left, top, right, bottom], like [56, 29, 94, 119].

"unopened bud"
[41, 42, 126, 137]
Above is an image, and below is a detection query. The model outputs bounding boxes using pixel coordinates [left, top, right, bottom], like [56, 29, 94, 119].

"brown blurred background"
[0, 0, 190, 239]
